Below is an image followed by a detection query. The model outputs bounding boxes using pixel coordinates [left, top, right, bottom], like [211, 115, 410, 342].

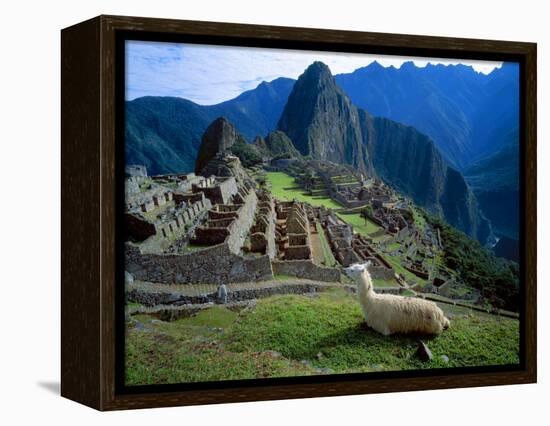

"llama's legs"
[371, 322, 391, 336]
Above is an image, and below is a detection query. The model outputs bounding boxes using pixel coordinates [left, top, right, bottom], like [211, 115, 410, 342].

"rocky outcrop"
[195, 117, 247, 174]
[195, 118, 257, 187]
[254, 130, 301, 159]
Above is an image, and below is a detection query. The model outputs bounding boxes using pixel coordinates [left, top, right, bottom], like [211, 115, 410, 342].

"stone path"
[309, 232, 325, 266]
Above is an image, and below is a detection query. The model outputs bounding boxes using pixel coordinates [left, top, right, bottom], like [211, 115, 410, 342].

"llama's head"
[344, 262, 372, 284]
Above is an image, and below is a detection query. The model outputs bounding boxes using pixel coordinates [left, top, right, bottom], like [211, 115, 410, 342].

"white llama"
[344, 263, 450, 336]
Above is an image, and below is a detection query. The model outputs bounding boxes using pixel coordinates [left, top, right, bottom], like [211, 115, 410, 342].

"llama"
[344, 263, 450, 336]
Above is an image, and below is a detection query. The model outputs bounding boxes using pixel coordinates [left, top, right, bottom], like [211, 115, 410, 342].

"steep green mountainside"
[465, 133, 520, 241]
[427, 214, 519, 311]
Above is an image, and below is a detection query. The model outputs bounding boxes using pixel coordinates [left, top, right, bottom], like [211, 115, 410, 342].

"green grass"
[126, 290, 519, 384]
[372, 278, 398, 288]
[265, 172, 342, 209]
[273, 274, 294, 281]
[386, 242, 402, 252]
[412, 207, 427, 231]
[336, 212, 382, 236]
[225, 290, 519, 372]
[383, 253, 429, 287]
[316, 223, 338, 267]
[126, 308, 313, 385]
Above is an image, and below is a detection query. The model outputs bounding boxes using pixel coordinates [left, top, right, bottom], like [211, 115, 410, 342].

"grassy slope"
[316, 223, 337, 267]
[336, 212, 382, 235]
[266, 172, 342, 209]
[126, 289, 519, 385]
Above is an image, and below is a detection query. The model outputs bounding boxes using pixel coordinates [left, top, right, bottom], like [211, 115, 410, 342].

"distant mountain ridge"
[335, 61, 519, 169]
[465, 131, 520, 241]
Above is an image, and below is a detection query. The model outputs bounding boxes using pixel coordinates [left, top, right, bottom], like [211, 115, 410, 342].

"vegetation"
[231, 140, 263, 167]
[426, 215, 520, 311]
[265, 172, 342, 209]
[126, 290, 519, 384]
[372, 278, 398, 288]
[336, 212, 382, 236]
[316, 223, 337, 267]
[359, 205, 374, 223]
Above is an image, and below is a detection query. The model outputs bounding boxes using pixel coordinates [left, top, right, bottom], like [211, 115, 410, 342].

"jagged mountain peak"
[195, 117, 245, 174]
[277, 61, 373, 175]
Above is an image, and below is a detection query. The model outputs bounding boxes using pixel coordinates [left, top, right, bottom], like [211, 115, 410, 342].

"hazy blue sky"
[126, 40, 503, 105]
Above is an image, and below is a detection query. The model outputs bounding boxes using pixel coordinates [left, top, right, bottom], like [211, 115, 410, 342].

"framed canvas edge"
[64, 14, 537, 411]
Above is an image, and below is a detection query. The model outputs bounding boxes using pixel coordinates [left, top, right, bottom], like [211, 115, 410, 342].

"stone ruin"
[317, 209, 396, 280]
[247, 191, 276, 258]
[274, 201, 312, 261]
[124, 119, 345, 288]
[124, 171, 239, 243]
[192, 181, 258, 254]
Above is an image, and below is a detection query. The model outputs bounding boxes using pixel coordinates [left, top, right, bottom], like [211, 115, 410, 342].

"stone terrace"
[274, 201, 312, 261]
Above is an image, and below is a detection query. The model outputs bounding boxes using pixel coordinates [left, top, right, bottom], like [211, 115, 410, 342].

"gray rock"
[416, 340, 433, 362]
[316, 351, 324, 360]
[125, 271, 134, 285]
[314, 367, 334, 375]
[440, 355, 449, 364]
[134, 321, 145, 331]
[216, 284, 228, 304]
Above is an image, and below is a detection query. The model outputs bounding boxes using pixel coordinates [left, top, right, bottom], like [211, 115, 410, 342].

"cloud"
[126, 40, 504, 105]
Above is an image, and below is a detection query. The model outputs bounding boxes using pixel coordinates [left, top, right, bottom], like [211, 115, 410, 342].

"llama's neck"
[357, 270, 374, 309]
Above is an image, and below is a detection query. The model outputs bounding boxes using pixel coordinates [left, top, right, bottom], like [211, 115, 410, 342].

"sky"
[126, 40, 504, 105]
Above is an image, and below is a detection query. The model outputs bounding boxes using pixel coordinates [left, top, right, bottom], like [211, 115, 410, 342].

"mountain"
[125, 78, 294, 174]
[277, 62, 374, 176]
[465, 131, 520, 241]
[469, 65, 520, 161]
[335, 61, 519, 169]
[213, 78, 296, 140]
[279, 61, 490, 242]
[126, 62, 519, 176]
[253, 130, 301, 160]
[195, 117, 255, 184]
[195, 117, 248, 174]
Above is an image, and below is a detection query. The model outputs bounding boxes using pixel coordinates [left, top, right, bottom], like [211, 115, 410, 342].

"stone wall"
[368, 264, 396, 281]
[125, 213, 156, 241]
[331, 191, 367, 209]
[126, 242, 273, 285]
[272, 260, 341, 282]
[226, 190, 257, 254]
[127, 281, 335, 308]
[194, 177, 238, 205]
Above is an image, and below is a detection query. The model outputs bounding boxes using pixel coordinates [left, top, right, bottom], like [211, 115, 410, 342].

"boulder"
[416, 340, 433, 362]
